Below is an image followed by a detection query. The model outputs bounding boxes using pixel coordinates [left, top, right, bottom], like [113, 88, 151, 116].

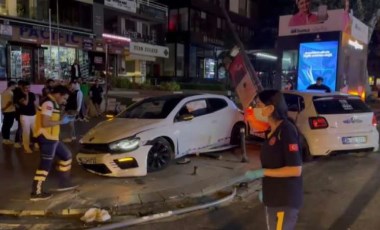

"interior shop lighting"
[348, 39, 363, 50]
[256, 53, 278, 61]
[102, 33, 131, 42]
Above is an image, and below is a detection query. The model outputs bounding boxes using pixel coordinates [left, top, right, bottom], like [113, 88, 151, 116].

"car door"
[173, 99, 213, 156]
[206, 98, 233, 146]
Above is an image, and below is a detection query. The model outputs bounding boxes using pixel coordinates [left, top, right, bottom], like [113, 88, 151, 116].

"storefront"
[121, 41, 169, 83]
[0, 21, 94, 83]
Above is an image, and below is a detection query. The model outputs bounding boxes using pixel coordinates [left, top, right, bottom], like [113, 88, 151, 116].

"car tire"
[300, 136, 313, 162]
[147, 137, 174, 173]
[230, 122, 247, 146]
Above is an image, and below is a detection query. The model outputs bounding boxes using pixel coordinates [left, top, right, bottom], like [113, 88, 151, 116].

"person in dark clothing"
[71, 59, 81, 82]
[42, 79, 55, 101]
[307, 76, 331, 92]
[1, 81, 17, 144]
[245, 90, 303, 230]
[13, 81, 38, 153]
[89, 79, 103, 116]
[13, 80, 25, 148]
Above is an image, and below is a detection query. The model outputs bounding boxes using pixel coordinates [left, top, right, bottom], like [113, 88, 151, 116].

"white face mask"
[253, 108, 269, 123]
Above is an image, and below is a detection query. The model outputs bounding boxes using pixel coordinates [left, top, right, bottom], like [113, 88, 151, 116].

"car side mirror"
[178, 114, 194, 121]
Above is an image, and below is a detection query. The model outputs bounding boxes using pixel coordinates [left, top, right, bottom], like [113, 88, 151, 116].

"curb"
[0, 172, 250, 218]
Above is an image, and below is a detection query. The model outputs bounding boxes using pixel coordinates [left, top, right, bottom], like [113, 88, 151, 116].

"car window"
[313, 96, 371, 114]
[119, 97, 182, 119]
[208, 98, 228, 113]
[177, 99, 209, 119]
[284, 94, 305, 112]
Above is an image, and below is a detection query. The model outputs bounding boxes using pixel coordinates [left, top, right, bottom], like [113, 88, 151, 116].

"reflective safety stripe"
[276, 211, 285, 230]
[36, 181, 43, 194]
[58, 159, 72, 166]
[56, 165, 71, 172]
[33, 176, 46, 181]
[35, 170, 48, 176]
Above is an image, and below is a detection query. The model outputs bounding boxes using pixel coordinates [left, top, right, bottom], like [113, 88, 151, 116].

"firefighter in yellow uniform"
[31, 85, 78, 201]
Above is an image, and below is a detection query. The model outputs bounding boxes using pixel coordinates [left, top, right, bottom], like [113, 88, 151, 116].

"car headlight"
[109, 137, 140, 152]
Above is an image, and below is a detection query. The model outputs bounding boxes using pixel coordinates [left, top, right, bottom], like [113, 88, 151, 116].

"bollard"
[240, 127, 249, 163]
[192, 166, 198, 175]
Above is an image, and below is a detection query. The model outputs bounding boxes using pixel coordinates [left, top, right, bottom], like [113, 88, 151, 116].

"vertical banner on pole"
[228, 53, 259, 109]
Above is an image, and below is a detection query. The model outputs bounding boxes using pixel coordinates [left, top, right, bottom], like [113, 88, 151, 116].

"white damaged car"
[77, 94, 245, 177]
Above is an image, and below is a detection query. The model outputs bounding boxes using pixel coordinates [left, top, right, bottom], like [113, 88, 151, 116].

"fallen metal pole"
[89, 188, 237, 230]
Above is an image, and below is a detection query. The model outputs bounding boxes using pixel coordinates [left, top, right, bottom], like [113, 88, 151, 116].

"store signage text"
[19, 27, 80, 44]
[130, 41, 169, 58]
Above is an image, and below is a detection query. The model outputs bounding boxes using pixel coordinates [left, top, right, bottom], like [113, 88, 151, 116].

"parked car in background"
[246, 91, 379, 161]
[285, 91, 379, 160]
[77, 94, 245, 177]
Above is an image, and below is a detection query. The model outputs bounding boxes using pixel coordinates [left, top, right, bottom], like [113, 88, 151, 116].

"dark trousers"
[265, 206, 299, 230]
[2, 112, 15, 140]
[32, 135, 73, 194]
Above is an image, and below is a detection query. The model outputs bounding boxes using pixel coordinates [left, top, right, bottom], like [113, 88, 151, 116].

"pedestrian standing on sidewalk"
[89, 79, 103, 117]
[1, 81, 17, 144]
[41, 79, 55, 102]
[13, 80, 24, 149]
[31, 85, 77, 201]
[71, 59, 81, 82]
[63, 82, 82, 143]
[13, 81, 39, 153]
[245, 90, 303, 230]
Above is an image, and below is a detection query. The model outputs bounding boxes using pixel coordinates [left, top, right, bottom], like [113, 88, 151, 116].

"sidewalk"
[0, 119, 261, 217]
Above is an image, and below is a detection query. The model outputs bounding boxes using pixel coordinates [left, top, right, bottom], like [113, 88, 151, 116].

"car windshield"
[313, 96, 371, 114]
[119, 97, 183, 119]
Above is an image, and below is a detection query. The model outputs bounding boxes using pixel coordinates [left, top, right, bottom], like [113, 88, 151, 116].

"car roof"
[143, 93, 227, 101]
[283, 90, 352, 98]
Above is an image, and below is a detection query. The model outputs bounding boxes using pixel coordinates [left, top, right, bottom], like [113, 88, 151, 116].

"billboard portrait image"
[297, 41, 339, 91]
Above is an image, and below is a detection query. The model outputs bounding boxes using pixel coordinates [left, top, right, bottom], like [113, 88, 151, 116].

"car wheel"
[230, 122, 247, 146]
[147, 137, 174, 172]
[300, 136, 313, 162]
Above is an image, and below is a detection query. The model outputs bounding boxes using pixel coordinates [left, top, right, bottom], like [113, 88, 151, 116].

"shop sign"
[351, 17, 369, 44]
[0, 24, 12, 36]
[105, 0, 136, 13]
[17, 26, 81, 45]
[83, 38, 94, 50]
[139, 4, 166, 21]
[130, 41, 169, 58]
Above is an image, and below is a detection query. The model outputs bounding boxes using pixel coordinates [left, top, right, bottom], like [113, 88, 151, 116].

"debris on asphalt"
[192, 166, 198, 175]
[81, 208, 111, 223]
[176, 157, 191, 164]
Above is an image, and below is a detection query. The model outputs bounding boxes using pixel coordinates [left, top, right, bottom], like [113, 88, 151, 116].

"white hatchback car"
[283, 91, 379, 160]
[77, 94, 245, 177]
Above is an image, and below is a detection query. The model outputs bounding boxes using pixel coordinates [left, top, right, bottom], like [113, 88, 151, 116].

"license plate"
[78, 157, 96, 164]
[342, 136, 367, 144]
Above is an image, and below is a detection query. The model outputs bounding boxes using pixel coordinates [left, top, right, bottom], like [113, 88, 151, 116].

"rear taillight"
[372, 115, 377, 127]
[309, 117, 329, 129]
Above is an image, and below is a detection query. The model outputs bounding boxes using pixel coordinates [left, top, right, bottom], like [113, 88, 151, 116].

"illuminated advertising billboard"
[297, 41, 339, 91]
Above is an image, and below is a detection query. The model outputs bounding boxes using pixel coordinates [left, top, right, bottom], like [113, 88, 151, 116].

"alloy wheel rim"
[147, 141, 171, 170]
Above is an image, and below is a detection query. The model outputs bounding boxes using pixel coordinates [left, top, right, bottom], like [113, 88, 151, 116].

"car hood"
[81, 118, 164, 143]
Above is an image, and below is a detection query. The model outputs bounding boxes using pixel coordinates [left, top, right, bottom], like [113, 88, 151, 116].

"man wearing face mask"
[245, 90, 303, 230]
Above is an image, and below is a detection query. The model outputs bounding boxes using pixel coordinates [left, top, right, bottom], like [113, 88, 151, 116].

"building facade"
[0, 0, 168, 84]
[158, 0, 257, 83]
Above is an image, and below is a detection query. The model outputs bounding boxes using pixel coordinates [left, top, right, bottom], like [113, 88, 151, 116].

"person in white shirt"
[1, 81, 17, 144]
